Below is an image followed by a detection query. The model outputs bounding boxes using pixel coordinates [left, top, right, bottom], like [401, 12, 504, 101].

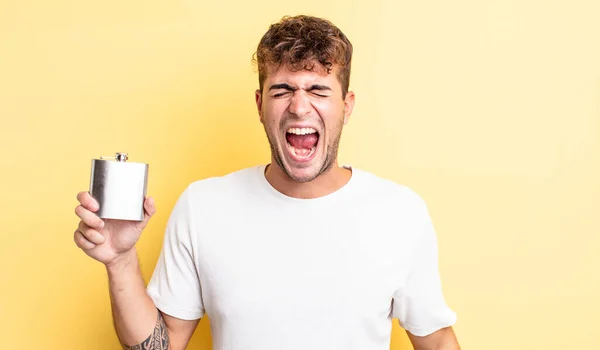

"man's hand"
[407, 326, 460, 350]
[73, 191, 156, 266]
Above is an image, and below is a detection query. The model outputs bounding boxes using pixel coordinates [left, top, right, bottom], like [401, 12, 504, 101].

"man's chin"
[282, 162, 323, 183]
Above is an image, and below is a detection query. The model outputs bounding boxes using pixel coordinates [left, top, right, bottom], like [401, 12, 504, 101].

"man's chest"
[194, 206, 412, 323]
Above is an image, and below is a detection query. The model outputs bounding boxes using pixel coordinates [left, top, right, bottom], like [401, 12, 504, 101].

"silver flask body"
[89, 153, 148, 221]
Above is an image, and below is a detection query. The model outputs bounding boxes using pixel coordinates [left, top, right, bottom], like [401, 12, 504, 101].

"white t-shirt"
[147, 165, 457, 349]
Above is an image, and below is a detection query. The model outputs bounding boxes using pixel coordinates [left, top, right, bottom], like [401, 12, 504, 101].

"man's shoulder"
[185, 165, 261, 196]
[351, 167, 428, 209]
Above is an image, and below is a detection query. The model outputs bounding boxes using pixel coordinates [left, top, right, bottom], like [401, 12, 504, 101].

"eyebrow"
[269, 83, 296, 91]
[307, 84, 331, 91]
[268, 83, 332, 92]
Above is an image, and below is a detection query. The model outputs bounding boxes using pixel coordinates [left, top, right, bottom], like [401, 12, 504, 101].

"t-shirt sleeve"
[146, 186, 205, 320]
[392, 211, 457, 336]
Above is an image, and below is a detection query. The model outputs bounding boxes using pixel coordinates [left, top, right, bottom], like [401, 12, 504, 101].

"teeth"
[287, 127, 317, 135]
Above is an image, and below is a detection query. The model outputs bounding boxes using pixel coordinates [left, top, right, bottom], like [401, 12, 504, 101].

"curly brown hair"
[253, 15, 353, 98]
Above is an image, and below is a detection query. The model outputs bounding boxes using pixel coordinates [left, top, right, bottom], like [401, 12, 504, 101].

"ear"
[343, 91, 355, 125]
[255, 89, 264, 123]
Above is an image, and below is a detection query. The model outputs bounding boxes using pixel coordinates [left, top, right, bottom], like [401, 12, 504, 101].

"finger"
[75, 205, 104, 229]
[78, 221, 106, 245]
[144, 196, 156, 218]
[74, 230, 96, 250]
[76, 191, 99, 212]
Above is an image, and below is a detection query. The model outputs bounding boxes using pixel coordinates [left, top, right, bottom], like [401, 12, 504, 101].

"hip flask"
[89, 152, 149, 221]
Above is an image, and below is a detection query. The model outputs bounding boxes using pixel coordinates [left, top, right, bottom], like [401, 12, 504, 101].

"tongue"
[286, 133, 318, 149]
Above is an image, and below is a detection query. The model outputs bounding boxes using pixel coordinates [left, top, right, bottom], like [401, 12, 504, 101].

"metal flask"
[89, 152, 149, 221]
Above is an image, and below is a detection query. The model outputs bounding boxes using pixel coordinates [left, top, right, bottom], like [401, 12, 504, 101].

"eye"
[272, 92, 290, 98]
[312, 92, 328, 98]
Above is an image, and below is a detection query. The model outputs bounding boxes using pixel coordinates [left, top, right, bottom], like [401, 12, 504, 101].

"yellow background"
[1, 0, 598, 349]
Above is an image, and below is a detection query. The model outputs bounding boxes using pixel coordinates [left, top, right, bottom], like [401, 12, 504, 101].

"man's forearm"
[414, 343, 461, 350]
[123, 312, 170, 349]
[107, 248, 169, 348]
[408, 327, 460, 350]
[413, 339, 461, 350]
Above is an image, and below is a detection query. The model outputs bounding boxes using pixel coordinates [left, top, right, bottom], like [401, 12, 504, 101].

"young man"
[74, 15, 460, 350]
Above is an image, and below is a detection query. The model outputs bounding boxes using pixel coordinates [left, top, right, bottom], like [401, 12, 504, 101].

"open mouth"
[285, 127, 319, 161]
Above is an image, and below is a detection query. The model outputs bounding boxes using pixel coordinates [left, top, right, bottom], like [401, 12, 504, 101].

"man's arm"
[74, 190, 201, 349]
[407, 326, 460, 350]
[107, 248, 199, 349]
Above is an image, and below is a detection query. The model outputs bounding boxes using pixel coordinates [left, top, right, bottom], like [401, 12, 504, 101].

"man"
[74, 15, 460, 350]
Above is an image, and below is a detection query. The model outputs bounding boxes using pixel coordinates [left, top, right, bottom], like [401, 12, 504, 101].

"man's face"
[255, 63, 355, 183]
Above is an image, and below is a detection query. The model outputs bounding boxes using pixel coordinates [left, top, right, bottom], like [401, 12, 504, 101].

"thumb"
[136, 196, 156, 231]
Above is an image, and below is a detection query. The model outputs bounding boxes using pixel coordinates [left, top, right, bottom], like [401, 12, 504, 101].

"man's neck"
[264, 161, 352, 199]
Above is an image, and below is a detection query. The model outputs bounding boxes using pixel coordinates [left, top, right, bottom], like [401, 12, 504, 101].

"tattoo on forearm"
[123, 311, 170, 349]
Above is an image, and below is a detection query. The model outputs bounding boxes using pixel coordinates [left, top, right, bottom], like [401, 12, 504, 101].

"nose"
[288, 90, 312, 118]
